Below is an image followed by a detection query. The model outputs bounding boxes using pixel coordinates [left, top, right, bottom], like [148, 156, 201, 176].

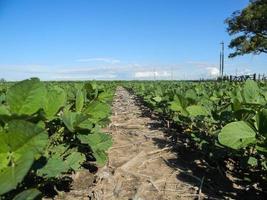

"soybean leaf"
[61, 111, 93, 132]
[0, 120, 48, 194]
[75, 89, 84, 112]
[218, 121, 256, 150]
[37, 155, 69, 178]
[186, 105, 209, 117]
[78, 131, 112, 166]
[13, 188, 41, 200]
[153, 96, 162, 103]
[44, 86, 66, 119]
[234, 108, 255, 121]
[84, 101, 110, 122]
[0, 120, 48, 166]
[169, 96, 189, 116]
[0, 153, 34, 195]
[257, 109, 267, 137]
[0, 105, 10, 116]
[6, 78, 46, 115]
[65, 152, 86, 171]
[247, 156, 257, 167]
[242, 80, 260, 104]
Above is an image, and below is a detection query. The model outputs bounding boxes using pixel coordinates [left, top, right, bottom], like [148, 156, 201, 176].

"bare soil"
[88, 87, 203, 200]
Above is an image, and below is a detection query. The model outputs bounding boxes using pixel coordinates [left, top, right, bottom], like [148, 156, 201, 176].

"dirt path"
[89, 87, 199, 200]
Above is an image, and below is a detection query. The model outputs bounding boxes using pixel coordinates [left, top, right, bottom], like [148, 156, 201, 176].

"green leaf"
[49, 144, 69, 157]
[0, 93, 5, 103]
[257, 109, 267, 137]
[256, 144, 267, 153]
[85, 83, 98, 100]
[247, 156, 257, 167]
[65, 152, 86, 171]
[218, 121, 256, 150]
[78, 131, 112, 152]
[0, 153, 34, 195]
[0, 105, 10, 116]
[242, 80, 260, 104]
[84, 101, 110, 122]
[78, 131, 112, 166]
[92, 149, 109, 166]
[37, 155, 69, 178]
[75, 89, 84, 112]
[0, 120, 47, 194]
[6, 78, 47, 115]
[169, 96, 188, 116]
[0, 120, 48, 167]
[44, 86, 66, 119]
[185, 89, 197, 102]
[13, 188, 41, 200]
[234, 108, 255, 121]
[230, 87, 243, 104]
[38, 149, 85, 177]
[61, 111, 92, 132]
[261, 161, 267, 170]
[186, 105, 209, 117]
[5, 120, 47, 156]
[152, 96, 162, 103]
[169, 101, 183, 112]
[98, 92, 113, 103]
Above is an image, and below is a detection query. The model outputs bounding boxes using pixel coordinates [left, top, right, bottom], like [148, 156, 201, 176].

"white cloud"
[135, 71, 155, 78]
[0, 64, 122, 81]
[186, 61, 217, 68]
[134, 70, 171, 78]
[76, 57, 121, 64]
[57, 65, 128, 74]
[205, 67, 220, 77]
[51, 73, 117, 81]
[239, 68, 251, 75]
[0, 61, 223, 81]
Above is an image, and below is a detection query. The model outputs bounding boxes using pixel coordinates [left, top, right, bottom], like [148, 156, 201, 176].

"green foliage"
[257, 109, 267, 137]
[61, 111, 91, 132]
[125, 79, 267, 183]
[248, 156, 258, 167]
[12, 189, 41, 200]
[6, 78, 46, 115]
[169, 95, 188, 116]
[0, 153, 34, 195]
[65, 152, 86, 171]
[242, 80, 261, 103]
[226, 0, 267, 57]
[44, 86, 66, 119]
[78, 130, 112, 166]
[85, 101, 111, 123]
[186, 105, 209, 117]
[153, 96, 162, 103]
[0, 120, 48, 175]
[0, 78, 115, 198]
[0, 105, 10, 116]
[218, 121, 256, 149]
[75, 89, 84, 112]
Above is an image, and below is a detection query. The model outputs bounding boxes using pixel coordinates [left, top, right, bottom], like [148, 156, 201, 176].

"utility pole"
[219, 52, 222, 76]
[220, 41, 224, 78]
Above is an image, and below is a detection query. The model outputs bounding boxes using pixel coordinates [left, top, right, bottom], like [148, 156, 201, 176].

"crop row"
[126, 80, 267, 190]
[0, 78, 115, 199]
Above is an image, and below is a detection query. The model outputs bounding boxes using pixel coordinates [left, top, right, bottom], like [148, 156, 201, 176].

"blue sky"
[0, 0, 266, 80]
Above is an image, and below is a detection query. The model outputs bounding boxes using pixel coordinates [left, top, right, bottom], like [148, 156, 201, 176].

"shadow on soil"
[127, 89, 266, 200]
